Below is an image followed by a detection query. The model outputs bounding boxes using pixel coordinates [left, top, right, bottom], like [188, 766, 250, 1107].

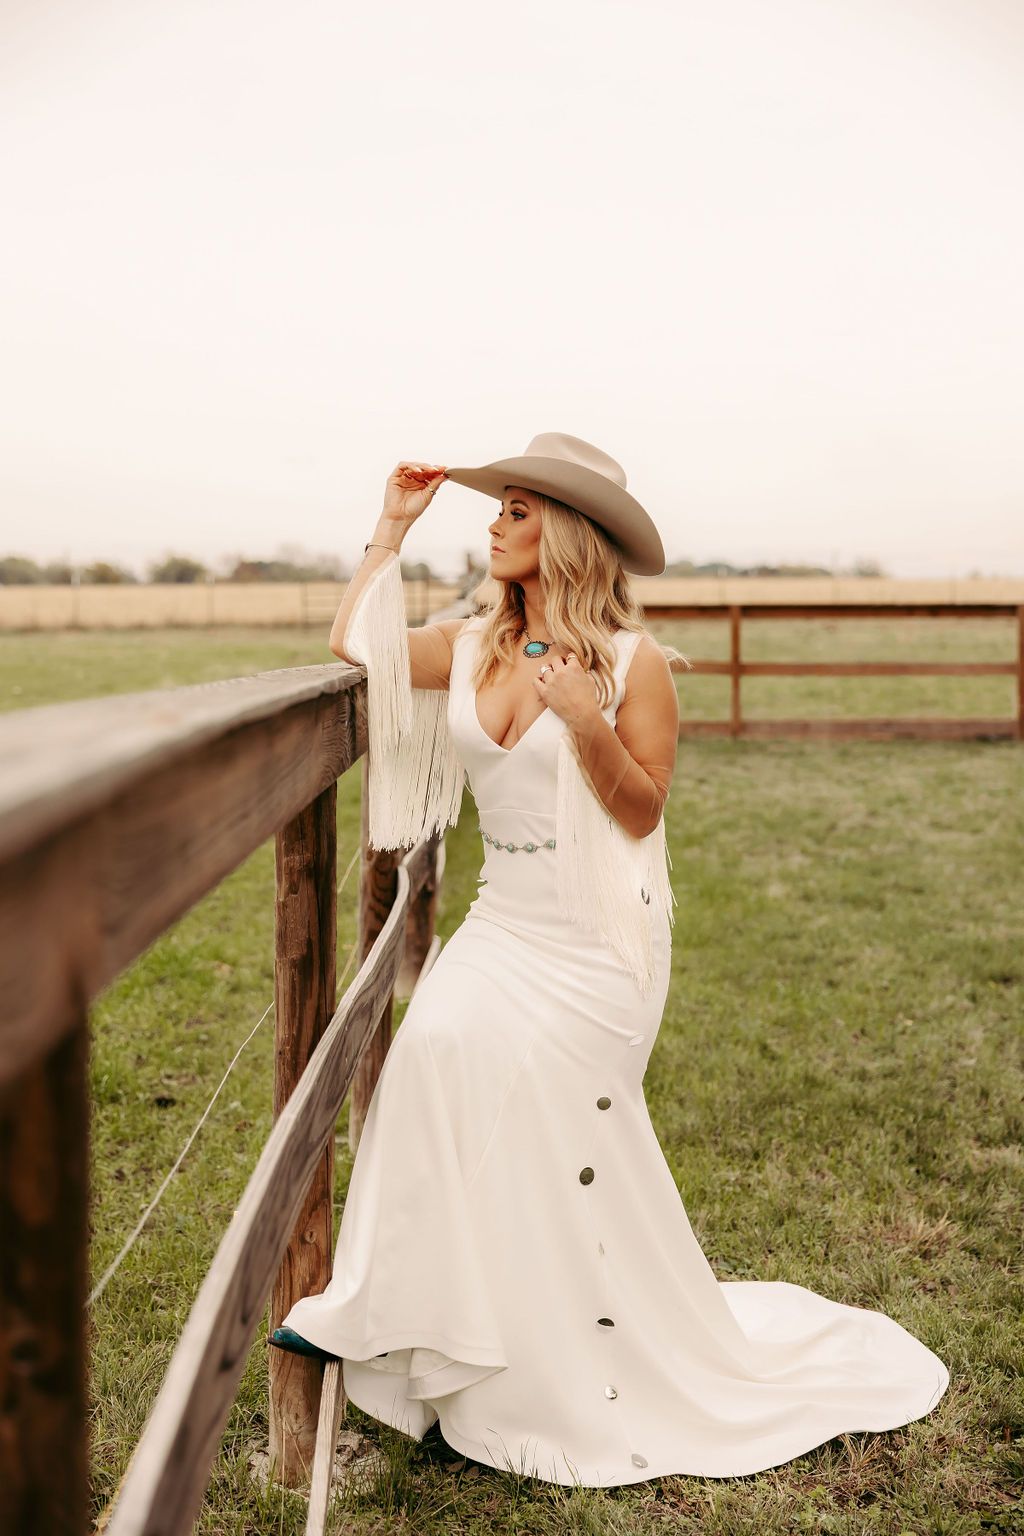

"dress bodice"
[445, 615, 652, 953]
[447, 617, 645, 817]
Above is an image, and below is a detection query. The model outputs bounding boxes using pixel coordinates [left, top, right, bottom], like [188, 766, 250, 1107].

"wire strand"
[86, 839, 365, 1309]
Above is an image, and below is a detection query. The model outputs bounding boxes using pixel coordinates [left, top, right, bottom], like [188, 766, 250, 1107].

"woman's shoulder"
[431, 614, 483, 645]
[610, 623, 651, 659]
[614, 625, 675, 698]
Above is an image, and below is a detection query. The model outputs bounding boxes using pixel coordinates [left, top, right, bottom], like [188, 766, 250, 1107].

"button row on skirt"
[581, 1087, 649, 1470]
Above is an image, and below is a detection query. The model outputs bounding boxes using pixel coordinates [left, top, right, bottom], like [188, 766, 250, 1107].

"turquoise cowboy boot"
[268, 1325, 339, 1362]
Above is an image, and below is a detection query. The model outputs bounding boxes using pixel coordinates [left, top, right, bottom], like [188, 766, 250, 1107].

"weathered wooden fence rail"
[0, 658, 444, 1535]
[653, 599, 1024, 741]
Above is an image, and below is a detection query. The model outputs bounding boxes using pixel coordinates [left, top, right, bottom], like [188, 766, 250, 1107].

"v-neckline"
[463, 619, 621, 757]
[463, 618, 553, 756]
[473, 689, 551, 757]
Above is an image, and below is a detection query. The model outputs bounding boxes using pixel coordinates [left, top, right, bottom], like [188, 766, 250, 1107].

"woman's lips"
[491, 547, 504, 554]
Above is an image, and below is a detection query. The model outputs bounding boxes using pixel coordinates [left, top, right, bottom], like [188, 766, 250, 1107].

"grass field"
[4, 621, 1022, 1535]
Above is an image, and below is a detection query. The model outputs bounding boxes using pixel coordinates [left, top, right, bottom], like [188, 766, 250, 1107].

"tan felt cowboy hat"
[444, 432, 666, 577]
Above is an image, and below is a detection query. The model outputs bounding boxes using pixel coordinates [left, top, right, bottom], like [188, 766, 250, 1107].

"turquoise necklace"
[522, 624, 555, 659]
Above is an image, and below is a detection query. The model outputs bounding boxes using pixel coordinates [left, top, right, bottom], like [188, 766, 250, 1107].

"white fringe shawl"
[555, 731, 677, 998]
[343, 549, 677, 996]
[344, 552, 465, 851]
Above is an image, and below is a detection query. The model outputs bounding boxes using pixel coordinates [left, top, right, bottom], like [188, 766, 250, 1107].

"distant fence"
[4, 574, 1023, 742]
[650, 597, 1024, 742]
[0, 578, 461, 630]
[3, 574, 1023, 633]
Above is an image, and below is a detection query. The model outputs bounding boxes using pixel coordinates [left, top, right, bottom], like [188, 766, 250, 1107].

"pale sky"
[2, 0, 1022, 579]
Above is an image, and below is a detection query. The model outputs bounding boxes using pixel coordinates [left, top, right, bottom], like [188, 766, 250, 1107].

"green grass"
[4, 622, 1022, 1535]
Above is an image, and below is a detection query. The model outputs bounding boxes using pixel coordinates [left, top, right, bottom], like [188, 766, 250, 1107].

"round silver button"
[628, 1034, 644, 1047]
[604, 1384, 618, 1399]
[631, 1452, 648, 1468]
[579, 1166, 595, 1185]
[597, 1095, 611, 1110]
[641, 886, 650, 904]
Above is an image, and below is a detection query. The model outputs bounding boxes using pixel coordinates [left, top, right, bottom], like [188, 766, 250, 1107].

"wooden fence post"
[1017, 604, 1023, 742]
[398, 834, 440, 999]
[729, 605, 742, 737]
[0, 1012, 90, 1535]
[267, 782, 338, 1488]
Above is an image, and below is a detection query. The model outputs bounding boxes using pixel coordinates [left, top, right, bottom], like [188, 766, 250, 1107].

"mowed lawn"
[3, 618, 1021, 1535]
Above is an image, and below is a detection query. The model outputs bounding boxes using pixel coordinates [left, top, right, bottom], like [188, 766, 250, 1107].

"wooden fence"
[655, 599, 1024, 741]
[0, 658, 446, 1534]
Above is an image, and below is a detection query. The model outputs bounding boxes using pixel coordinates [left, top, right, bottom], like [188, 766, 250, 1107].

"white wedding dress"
[282, 615, 950, 1487]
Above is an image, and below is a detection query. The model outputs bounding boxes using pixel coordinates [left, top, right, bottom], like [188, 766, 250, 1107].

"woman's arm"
[329, 463, 460, 689]
[331, 464, 463, 850]
[564, 634, 679, 839]
[328, 510, 407, 660]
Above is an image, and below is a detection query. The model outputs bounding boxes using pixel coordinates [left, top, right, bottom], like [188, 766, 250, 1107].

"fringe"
[555, 733, 677, 998]
[343, 552, 465, 851]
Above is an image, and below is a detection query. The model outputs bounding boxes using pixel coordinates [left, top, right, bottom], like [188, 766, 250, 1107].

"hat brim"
[445, 456, 665, 576]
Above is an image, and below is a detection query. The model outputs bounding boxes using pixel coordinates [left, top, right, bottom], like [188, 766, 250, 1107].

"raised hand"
[382, 462, 449, 527]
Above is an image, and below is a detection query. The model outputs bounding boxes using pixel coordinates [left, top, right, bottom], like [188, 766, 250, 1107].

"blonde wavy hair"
[467, 490, 692, 707]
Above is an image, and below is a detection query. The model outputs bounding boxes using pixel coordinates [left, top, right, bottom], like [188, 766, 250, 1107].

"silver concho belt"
[479, 822, 556, 853]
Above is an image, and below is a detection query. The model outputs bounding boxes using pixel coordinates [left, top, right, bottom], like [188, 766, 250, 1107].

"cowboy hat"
[444, 432, 666, 577]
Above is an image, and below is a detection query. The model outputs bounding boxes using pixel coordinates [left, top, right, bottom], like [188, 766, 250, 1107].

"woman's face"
[487, 485, 542, 582]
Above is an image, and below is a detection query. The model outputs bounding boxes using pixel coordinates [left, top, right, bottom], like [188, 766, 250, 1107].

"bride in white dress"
[270, 434, 950, 1488]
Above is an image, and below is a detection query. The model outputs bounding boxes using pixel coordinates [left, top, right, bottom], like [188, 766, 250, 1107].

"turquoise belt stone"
[479, 822, 556, 853]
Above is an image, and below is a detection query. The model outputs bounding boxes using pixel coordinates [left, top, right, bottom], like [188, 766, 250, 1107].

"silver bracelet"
[364, 541, 399, 555]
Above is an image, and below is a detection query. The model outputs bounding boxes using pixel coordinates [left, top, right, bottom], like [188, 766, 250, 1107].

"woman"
[270, 433, 949, 1488]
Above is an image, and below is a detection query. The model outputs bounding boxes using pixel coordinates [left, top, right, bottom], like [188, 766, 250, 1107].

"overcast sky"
[2, 0, 1022, 579]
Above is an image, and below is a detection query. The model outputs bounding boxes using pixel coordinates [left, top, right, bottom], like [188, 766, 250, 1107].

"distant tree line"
[0, 551, 444, 585]
[661, 557, 888, 577]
